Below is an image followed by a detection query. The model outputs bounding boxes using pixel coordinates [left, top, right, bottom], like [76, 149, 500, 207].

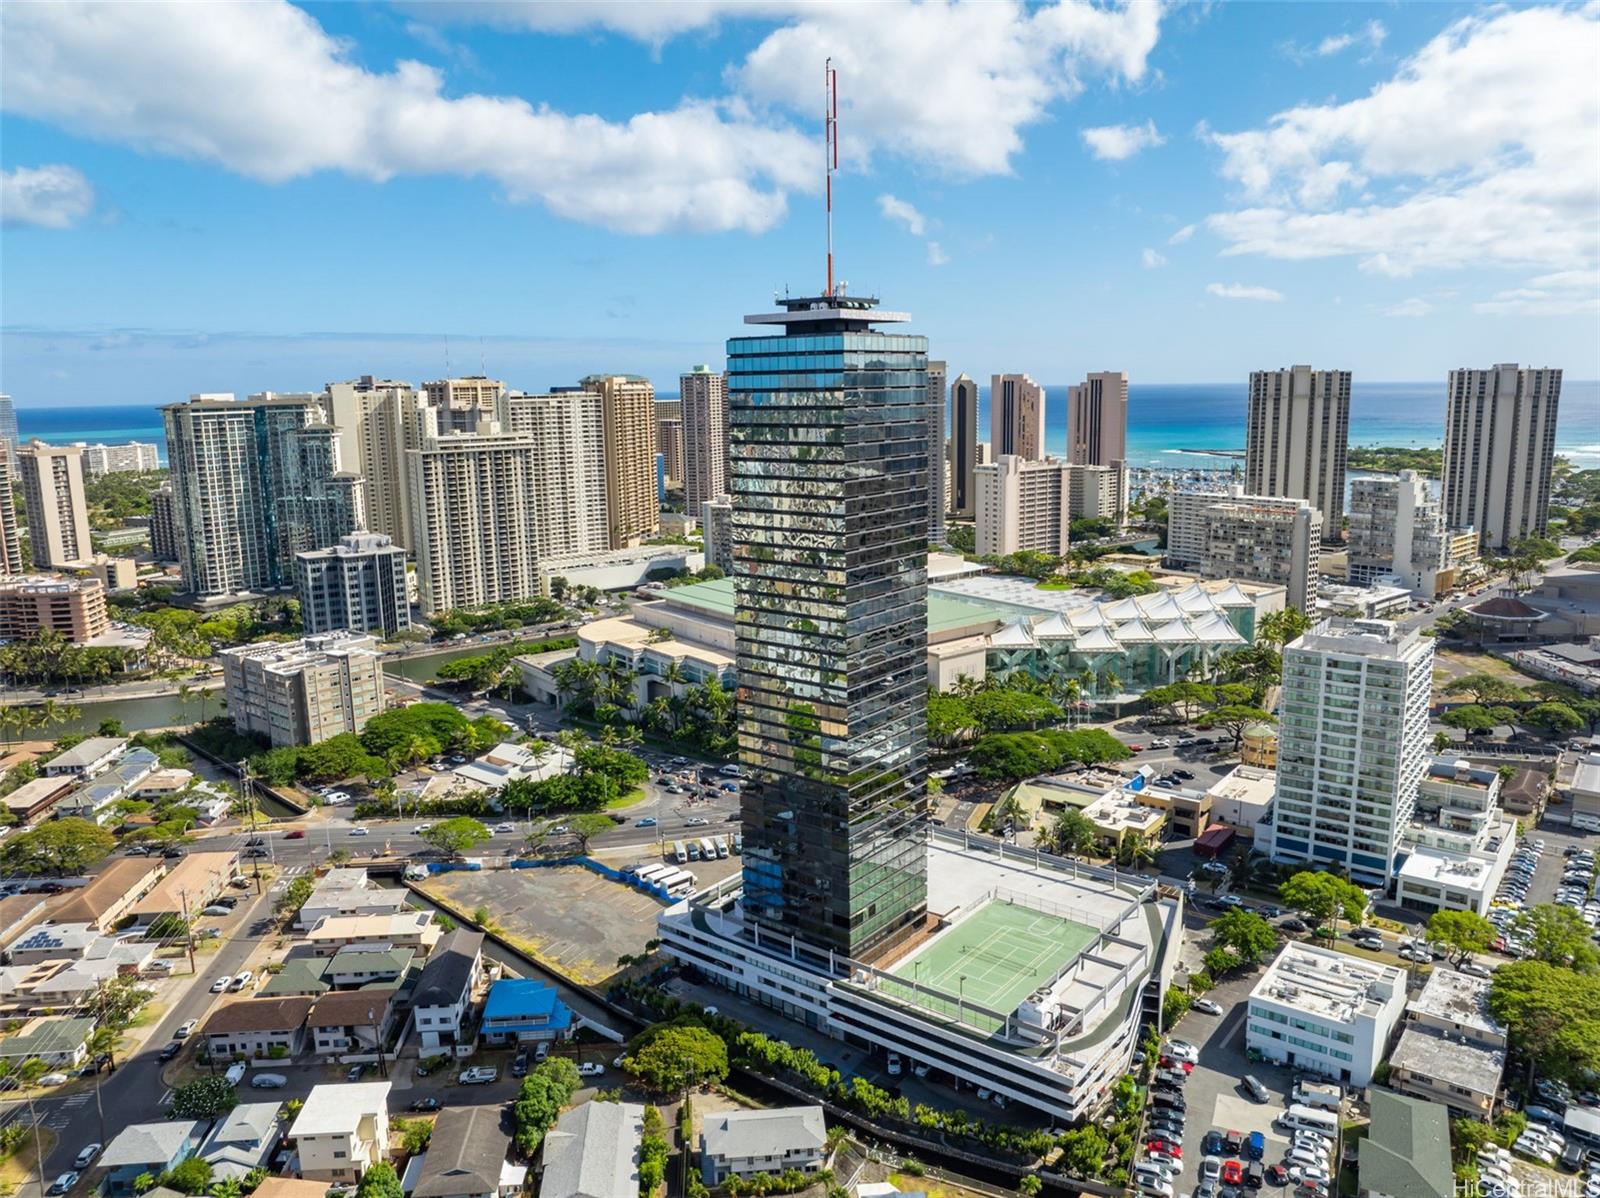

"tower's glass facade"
[728, 296, 931, 962]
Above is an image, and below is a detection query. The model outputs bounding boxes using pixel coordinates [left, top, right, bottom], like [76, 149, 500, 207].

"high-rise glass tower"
[728, 291, 931, 962]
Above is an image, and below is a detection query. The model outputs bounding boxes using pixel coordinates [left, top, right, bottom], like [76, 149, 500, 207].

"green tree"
[1018, 1177, 1043, 1198]
[623, 1023, 729, 1094]
[1488, 961, 1600, 1083]
[1209, 705, 1275, 752]
[1441, 705, 1502, 738]
[162, 1159, 214, 1196]
[511, 1058, 581, 1155]
[1209, 909, 1279, 964]
[1442, 673, 1526, 705]
[172, 1076, 239, 1119]
[1424, 910, 1498, 966]
[210, 1178, 243, 1198]
[420, 817, 492, 857]
[0, 817, 115, 875]
[1057, 1126, 1110, 1178]
[273, 874, 315, 920]
[566, 812, 617, 853]
[1142, 681, 1217, 723]
[1279, 871, 1368, 939]
[1513, 904, 1600, 971]
[1203, 946, 1245, 977]
[1524, 702, 1582, 736]
[1048, 809, 1101, 856]
[355, 1162, 404, 1198]
[1257, 608, 1313, 647]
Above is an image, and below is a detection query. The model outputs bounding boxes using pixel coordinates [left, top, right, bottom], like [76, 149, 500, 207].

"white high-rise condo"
[949, 375, 979, 519]
[1067, 372, 1128, 467]
[975, 456, 1071, 556]
[927, 359, 947, 544]
[78, 442, 160, 477]
[16, 440, 93, 569]
[1168, 487, 1321, 611]
[1442, 364, 1561, 551]
[1264, 618, 1434, 886]
[680, 366, 729, 510]
[407, 432, 540, 615]
[0, 453, 19, 574]
[220, 631, 386, 748]
[502, 389, 611, 560]
[1245, 366, 1351, 537]
[0, 394, 15, 470]
[296, 531, 411, 639]
[1349, 471, 1479, 598]
[990, 373, 1045, 461]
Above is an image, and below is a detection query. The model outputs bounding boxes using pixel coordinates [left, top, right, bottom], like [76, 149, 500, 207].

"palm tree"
[1117, 831, 1156, 870]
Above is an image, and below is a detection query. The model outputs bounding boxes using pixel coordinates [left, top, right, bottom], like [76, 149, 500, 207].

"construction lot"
[425, 854, 741, 983]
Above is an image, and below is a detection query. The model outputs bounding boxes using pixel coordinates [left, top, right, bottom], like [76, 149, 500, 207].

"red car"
[1145, 1140, 1182, 1159]
[1159, 1056, 1195, 1074]
[285, 829, 306, 839]
[1223, 1161, 1244, 1186]
[1127, 743, 1144, 752]
[1266, 1166, 1290, 1187]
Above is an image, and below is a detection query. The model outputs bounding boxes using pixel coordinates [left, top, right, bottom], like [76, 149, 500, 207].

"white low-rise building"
[1245, 942, 1406, 1086]
[700, 1107, 827, 1185]
[658, 828, 1182, 1122]
[289, 1082, 391, 1183]
[1394, 759, 1516, 916]
[296, 868, 415, 931]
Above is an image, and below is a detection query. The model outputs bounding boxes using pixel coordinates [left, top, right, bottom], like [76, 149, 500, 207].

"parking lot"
[1152, 971, 1316, 1198]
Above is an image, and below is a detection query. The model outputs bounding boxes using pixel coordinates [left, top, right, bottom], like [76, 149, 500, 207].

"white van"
[1280, 1104, 1339, 1135]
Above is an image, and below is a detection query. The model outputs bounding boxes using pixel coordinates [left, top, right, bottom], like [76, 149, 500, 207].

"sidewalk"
[4, 676, 222, 704]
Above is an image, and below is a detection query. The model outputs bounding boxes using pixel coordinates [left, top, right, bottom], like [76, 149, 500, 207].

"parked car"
[210, 975, 232, 992]
[1164, 1040, 1200, 1064]
[158, 1041, 182, 1062]
[73, 1145, 102, 1170]
[230, 971, 254, 991]
[409, 1098, 441, 1112]
[1192, 998, 1224, 1016]
[1243, 1075, 1271, 1103]
[174, 1020, 197, 1039]
[578, 1062, 605, 1077]
[250, 1074, 287, 1089]
[48, 1172, 79, 1194]
[200, 905, 231, 916]
[346, 1064, 364, 1082]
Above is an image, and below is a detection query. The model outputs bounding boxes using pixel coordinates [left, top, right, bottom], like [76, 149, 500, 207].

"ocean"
[15, 380, 1599, 470]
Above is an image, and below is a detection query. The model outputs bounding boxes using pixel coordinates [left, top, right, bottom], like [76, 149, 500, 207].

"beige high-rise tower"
[657, 416, 684, 486]
[0, 452, 22, 574]
[1442, 364, 1561, 551]
[407, 432, 540, 615]
[1068, 372, 1128, 466]
[680, 365, 728, 510]
[17, 440, 93, 568]
[423, 376, 504, 435]
[583, 374, 659, 548]
[326, 376, 430, 551]
[991, 373, 1045, 461]
[503, 390, 611, 560]
[1245, 365, 1351, 538]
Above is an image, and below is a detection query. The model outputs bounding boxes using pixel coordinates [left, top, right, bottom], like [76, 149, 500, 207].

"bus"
[671, 841, 687, 863]
[655, 868, 697, 897]
[1278, 1104, 1339, 1135]
[697, 837, 717, 860]
[633, 864, 673, 884]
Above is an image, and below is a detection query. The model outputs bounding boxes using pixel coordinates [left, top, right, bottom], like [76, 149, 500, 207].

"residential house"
[700, 1107, 828, 1185]
[202, 996, 314, 1061]
[1502, 767, 1549, 818]
[54, 748, 159, 822]
[307, 990, 395, 1057]
[26, 944, 155, 1005]
[7, 922, 106, 966]
[259, 958, 333, 999]
[289, 1081, 391, 1182]
[2, 777, 73, 824]
[133, 769, 196, 800]
[0, 1016, 96, 1067]
[42, 737, 128, 778]
[127, 851, 238, 926]
[540, 1102, 644, 1198]
[412, 1107, 514, 1198]
[1357, 1091, 1454, 1198]
[297, 869, 414, 931]
[99, 1121, 208, 1197]
[202, 1102, 284, 1181]
[480, 978, 572, 1046]
[46, 858, 166, 933]
[325, 947, 413, 990]
[411, 929, 483, 1050]
[0, 895, 47, 957]
[304, 912, 439, 957]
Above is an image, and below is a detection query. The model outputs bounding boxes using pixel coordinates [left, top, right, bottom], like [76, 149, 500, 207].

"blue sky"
[1, 1, 1596, 407]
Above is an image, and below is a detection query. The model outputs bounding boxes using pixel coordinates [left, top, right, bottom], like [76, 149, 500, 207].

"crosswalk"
[43, 1092, 92, 1130]
[268, 865, 307, 893]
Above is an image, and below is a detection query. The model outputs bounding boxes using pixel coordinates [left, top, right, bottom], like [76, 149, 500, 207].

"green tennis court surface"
[887, 899, 1099, 1015]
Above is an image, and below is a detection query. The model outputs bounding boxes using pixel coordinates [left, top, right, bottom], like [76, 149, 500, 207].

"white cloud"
[1168, 223, 1196, 245]
[926, 241, 949, 267]
[1, 164, 95, 229]
[1472, 270, 1600, 316]
[1383, 297, 1432, 318]
[0, 1, 1165, 236]
[1204, 7, 1600, 282]
[1081, 119, 1166, 161]
[1285, 20, 1387, 62]
[877, 194, 928, 236]
[1141, 247, 1167, 268]
[1206, 282, 1284, 302]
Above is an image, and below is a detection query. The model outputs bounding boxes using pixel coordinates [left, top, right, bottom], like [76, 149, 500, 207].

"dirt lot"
[425, 856, 741, 984]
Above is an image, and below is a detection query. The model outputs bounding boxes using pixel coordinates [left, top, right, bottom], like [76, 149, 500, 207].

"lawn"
[0, 1127, 56, 1195]
[890, 1172, 993, 1198]
[606, 787, 649, 810]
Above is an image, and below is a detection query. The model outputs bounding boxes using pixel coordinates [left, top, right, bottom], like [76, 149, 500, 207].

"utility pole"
[369, 1008, 388, 1078]
[179, 888, 195, 973]
[240, 758, 262, 894]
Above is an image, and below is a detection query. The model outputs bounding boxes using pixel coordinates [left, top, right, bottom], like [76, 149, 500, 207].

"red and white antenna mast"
[824, 58, 838, 297]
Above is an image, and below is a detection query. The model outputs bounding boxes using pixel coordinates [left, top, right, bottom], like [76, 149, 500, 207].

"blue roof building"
[480, 979, 573, 1046]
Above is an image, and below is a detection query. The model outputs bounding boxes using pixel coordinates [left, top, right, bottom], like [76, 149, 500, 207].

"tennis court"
[888, 898, 1099, 1015]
